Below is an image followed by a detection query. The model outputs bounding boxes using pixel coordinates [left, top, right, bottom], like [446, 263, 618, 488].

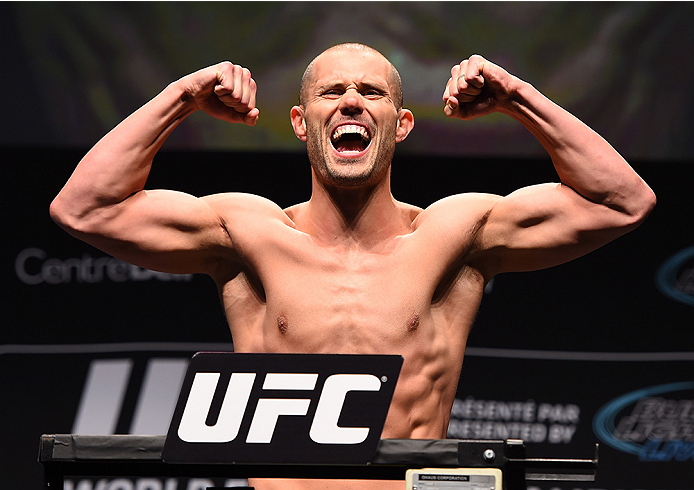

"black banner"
[452, 349, 694, 489]
[1, 148, 692, 489]
[163, 353, 401, 465]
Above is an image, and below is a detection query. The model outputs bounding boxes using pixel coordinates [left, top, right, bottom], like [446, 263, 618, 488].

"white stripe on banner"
[0, 342, 234, 355]
[72, 359, 133, 434]
[1, 342, 693, 361]
[464, 347, 694, 362]
[130, 358, 189, 435]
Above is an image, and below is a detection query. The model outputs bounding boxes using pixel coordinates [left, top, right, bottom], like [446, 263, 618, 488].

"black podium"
[39, 434, 597, 489]
[39, 353, 598, 488]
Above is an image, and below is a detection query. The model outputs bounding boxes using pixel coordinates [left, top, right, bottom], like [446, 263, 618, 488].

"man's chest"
[258, 234, 440, 310]
[222, 222, 484, 348]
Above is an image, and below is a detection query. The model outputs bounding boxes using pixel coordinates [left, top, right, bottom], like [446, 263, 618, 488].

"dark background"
[5, 148, 689, 351]
[1, 2, 692, 489]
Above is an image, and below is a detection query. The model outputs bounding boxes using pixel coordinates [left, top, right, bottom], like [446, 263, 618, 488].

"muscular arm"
[442, 55, 656, 276]
[50, 62, 262, 274]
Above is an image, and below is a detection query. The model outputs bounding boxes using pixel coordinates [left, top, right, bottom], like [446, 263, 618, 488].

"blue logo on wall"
[656, 246, 694, 306]
[593, 382, 694, 462]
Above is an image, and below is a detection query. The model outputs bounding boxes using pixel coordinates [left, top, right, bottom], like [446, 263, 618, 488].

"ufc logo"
[178, 372, 381, 444]
[163, 353, 401, 464]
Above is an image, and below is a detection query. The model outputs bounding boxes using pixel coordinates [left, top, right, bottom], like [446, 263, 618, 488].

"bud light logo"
[593, 381, 694, 462]
[656, 246, 694, 306]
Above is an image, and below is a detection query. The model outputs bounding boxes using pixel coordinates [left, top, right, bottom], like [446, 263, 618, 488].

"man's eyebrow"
[360, 81, 390, 92]
[315, 80, 390, 92]
[315, 81, 345, 92]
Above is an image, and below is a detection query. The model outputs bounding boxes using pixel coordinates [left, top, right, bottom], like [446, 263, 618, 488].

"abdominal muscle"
[220, 225, 481, 489]
[240, 311, 467, 490]
[229, 307, 465, 489]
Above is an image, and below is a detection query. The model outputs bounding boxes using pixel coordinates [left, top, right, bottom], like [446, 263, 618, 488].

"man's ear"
[290, 106, 307, 142]
[396, 109, 414, 143]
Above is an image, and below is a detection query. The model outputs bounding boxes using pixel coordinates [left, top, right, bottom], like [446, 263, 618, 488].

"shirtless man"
[50, 43, 655, 489]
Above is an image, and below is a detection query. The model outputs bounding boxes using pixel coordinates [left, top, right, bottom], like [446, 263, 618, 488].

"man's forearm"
[51, 81, 197, 227]
[500, 81, 655, 218]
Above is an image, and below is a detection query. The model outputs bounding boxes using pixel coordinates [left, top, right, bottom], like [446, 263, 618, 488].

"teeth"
[331, 124, 370, 142]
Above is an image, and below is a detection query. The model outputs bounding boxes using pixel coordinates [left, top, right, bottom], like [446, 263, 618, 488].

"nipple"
[407, 314, 420, 332]
[277, 314, 289, 334]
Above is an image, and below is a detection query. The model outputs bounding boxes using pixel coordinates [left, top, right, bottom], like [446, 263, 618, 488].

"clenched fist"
[180, 61, 259, 126]
[442, 55, 520, 121]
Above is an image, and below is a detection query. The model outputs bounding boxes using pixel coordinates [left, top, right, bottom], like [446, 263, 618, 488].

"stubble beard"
[305, 121, 396, 189]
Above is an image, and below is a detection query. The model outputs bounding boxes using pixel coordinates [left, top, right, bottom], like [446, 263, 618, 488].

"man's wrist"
[496, 77, 535, 117]
[164, 79, 203, 116]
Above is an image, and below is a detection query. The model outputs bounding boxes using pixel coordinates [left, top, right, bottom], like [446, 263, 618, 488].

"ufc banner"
[163, 352, 402, 464]
[2, 148, 692, 490]
[452, 348, 694, 490]
[2, 344, 692, 489]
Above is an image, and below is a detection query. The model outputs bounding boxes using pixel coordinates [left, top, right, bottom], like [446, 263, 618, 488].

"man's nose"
[339, 89, 364, 115]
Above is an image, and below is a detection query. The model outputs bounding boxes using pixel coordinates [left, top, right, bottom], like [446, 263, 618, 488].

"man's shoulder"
[393, 200, 424, 226]
[414, 192, 502, 228]
[283, 201, 308, 221]
[202, 192, 297, 229]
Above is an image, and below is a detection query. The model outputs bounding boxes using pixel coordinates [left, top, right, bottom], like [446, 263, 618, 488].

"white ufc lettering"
[178, 372, 255, 443]
[246, 373, 317, 443]
[310, 374, 381, 444]
[177, 372, 381, 444]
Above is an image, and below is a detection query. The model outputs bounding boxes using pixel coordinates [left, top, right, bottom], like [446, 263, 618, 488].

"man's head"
[299, 44, 404, 110]
[291, 43, 414, 189]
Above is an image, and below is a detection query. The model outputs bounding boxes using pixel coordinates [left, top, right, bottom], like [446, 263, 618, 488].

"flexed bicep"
[441, 55, 654, 272]
[55, 188, 236, 275]
[50, 61, 268, 276]
[471, 182, 643, 275]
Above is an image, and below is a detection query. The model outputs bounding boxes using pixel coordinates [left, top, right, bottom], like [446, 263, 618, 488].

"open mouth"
[331, 124, 371, 155]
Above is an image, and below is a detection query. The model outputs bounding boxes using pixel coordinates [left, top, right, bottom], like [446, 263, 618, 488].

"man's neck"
[301, 174, 408, 250]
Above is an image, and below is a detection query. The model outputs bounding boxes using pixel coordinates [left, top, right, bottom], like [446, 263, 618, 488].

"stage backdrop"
[2, 2, 694, 489]
[2, 2, 694, 160]
[1, 147, 692, 489]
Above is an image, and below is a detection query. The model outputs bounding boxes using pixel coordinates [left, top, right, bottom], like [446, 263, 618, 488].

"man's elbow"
[49, 193, 94, 236]
[50, 193, 67, 224]
[626, 185, 657, 228]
